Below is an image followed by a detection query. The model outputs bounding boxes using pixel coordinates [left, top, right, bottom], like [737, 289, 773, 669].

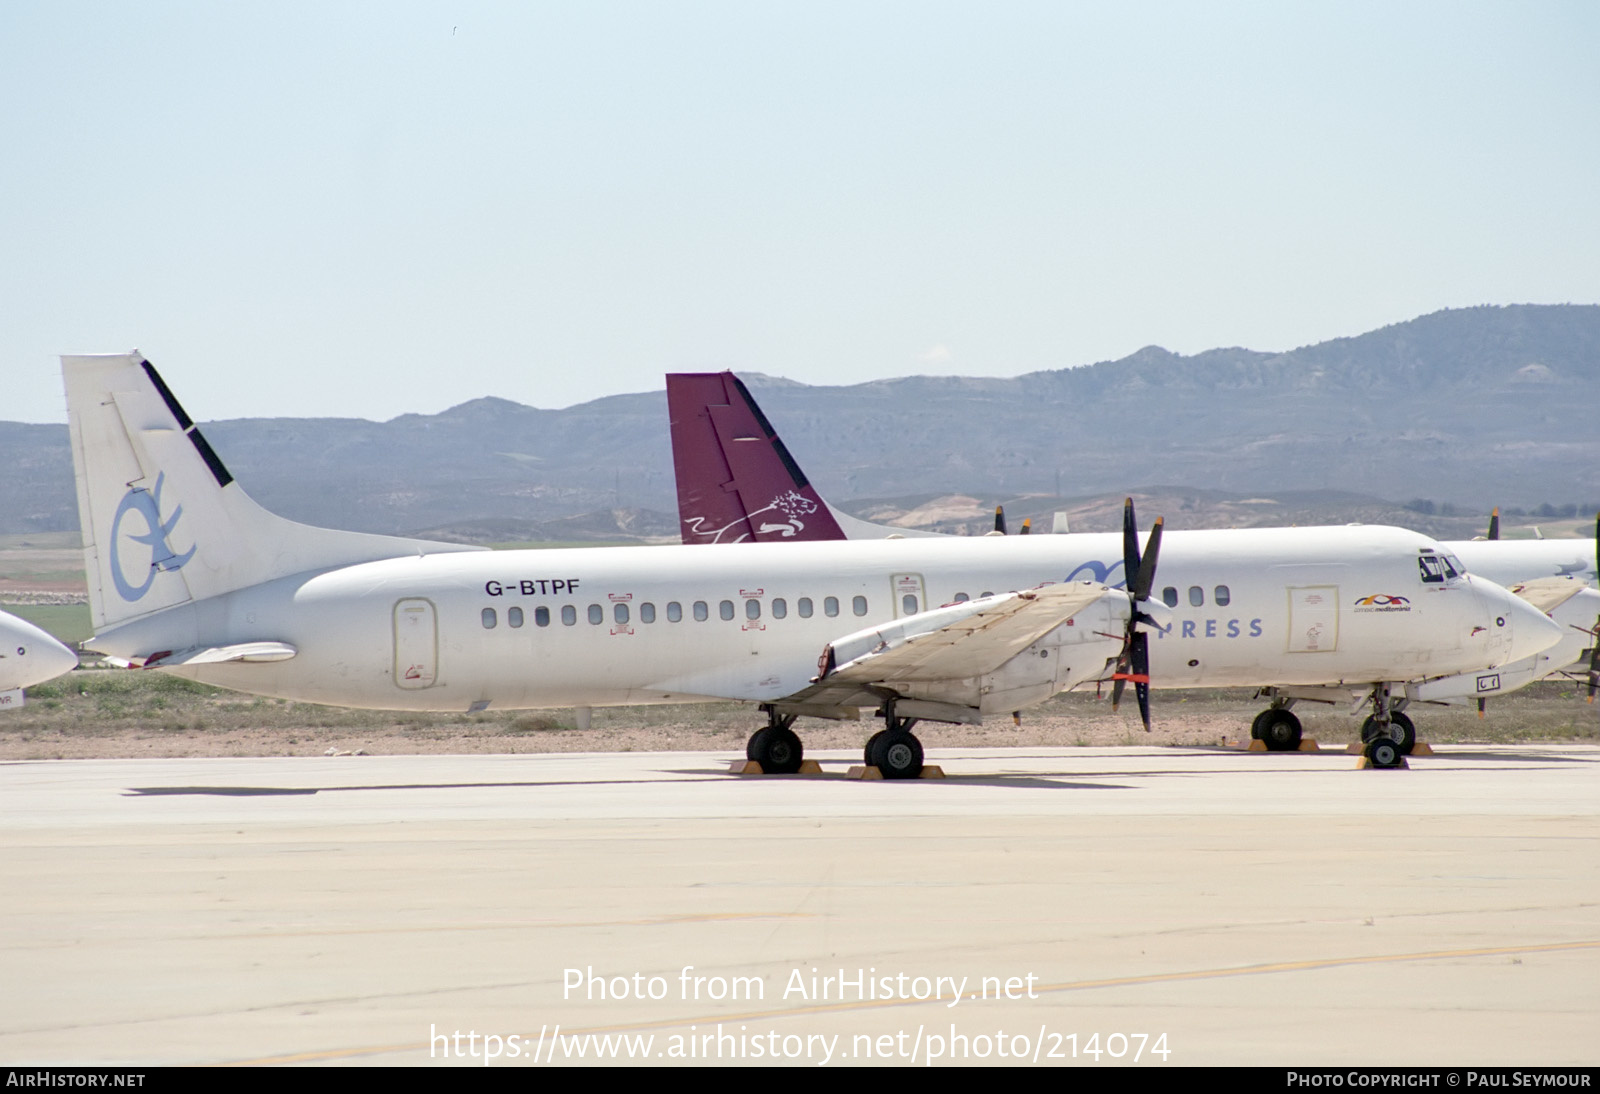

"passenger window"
[746, 599, 761, 620]
[535, 606, 550, 627]
[719, 600, 735, 621]
[772, 598, 787, 619]
[798, 597, 813, 618]
[954, 592, 969, 602]
[1189, 586, 1204, 607]
[980, 591, 993, 598]
[587, 604, 603, 625]
[667, 601, 682, 622]
[1162, 586, 1179, 608]
[853, 595, 868, 616]
[481, 608, 497, 629]
[902, 594, 918, 615]
[693, 601, 709, 621]
[1214, 585, 1230, 607]
[561, 605, 577, 626]
[508, 607, 523, 628]
[824, 596, 839, 617]
[614, 603, 629, 624]
[640, 602, 655, 624]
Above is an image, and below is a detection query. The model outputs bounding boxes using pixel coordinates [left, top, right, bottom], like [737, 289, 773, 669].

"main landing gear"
[863, 706, 924, 780]
[745, 706, 804, 774]
[1250, 699, 1303, 751]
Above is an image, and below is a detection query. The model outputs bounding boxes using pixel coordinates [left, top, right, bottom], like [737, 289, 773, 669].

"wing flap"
[113, 642, 298, 669]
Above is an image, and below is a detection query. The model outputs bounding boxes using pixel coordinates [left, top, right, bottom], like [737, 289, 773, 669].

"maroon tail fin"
[667, 372, 848, 544]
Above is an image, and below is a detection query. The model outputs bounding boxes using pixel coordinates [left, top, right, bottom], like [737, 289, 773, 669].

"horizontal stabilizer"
[115, 642, 298, 669]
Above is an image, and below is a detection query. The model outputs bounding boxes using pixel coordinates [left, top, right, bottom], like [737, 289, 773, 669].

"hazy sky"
[3, 1, 1597, 423]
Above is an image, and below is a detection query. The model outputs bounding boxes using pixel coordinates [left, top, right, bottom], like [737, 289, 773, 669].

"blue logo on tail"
[109, 473, 196, 602]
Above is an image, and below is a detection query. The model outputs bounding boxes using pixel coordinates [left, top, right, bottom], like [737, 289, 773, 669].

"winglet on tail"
[62, 352, 480, 633]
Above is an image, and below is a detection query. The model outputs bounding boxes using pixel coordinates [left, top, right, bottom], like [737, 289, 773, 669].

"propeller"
[1588, 512, 1599, 703]
[1110, 497, 1165, 731]
[1020, 517, 1032, 535]
[994, 505, 1007, 536]
[1487, 507, 1500, 540]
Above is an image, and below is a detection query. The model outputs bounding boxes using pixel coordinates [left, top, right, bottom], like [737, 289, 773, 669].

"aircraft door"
[393, 598, 439, 689]
[892, 573, 926, 618]
[1286, 586, 1339, 653]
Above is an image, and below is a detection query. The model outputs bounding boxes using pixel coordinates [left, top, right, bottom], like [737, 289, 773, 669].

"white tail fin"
[63, 352, 481, 632]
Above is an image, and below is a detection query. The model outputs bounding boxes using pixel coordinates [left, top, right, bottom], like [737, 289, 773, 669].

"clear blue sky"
[3, 1, 1597, 422]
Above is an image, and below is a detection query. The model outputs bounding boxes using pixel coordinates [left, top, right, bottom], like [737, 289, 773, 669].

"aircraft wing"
[775, 582, 1128, 724]
[1507, 576, 1591, 615]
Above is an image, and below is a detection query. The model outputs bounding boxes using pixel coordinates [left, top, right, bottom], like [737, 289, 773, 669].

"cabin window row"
[1160, 585, 1232, 608]
[482, 595, 870, 629]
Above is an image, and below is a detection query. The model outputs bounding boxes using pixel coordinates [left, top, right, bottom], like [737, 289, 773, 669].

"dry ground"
[4, 670, 1594, 761]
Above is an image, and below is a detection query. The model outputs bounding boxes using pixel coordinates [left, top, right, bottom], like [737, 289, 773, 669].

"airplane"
[666, 371, 1594, 747]
[0, 610, 79, 707]
[61, 353, 1560, 777]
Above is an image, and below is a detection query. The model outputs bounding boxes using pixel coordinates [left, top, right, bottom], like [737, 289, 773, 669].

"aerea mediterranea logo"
[1353, 594, 1411, 613]
[109, 472, 197, 602]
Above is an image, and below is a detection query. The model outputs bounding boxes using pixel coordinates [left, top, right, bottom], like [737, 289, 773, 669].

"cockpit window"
[1418, 555, 1451, 584]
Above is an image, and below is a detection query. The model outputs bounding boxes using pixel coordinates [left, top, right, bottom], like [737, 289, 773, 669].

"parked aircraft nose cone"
[0, 612, 79, 691]
[1474, 577, 1565, 666]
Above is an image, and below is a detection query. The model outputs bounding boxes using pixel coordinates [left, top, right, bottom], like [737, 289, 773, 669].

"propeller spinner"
[1110, 497, 1166, 731]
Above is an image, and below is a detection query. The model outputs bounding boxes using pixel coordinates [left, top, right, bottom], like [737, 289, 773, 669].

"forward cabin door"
[393, 598, 439, 689]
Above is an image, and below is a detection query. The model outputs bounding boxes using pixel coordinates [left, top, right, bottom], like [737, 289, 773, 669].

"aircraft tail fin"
[666, 372, 850, 543]
[666, 372, 941, 543]
[63, 352, 480, 633]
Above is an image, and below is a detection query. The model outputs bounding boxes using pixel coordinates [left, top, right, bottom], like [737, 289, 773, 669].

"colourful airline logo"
[109, 472, 196, 602]
[1354, 594, 1411, 613]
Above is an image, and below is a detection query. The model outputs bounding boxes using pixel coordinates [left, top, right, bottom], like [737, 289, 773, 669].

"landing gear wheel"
[1360, 711, 1415, 755]
[1364, 738, 1404, 769]
[747, 725, 803, 774]
[1259, 710, 1303, 751]
[868, 730, 924, 779]
[863, 729, 888, 766]
[1249, 709, 1273, 740]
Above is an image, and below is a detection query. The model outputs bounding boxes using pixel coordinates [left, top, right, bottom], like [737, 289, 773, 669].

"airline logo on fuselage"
[109, 473, 195, 602]
[1354, 594, 1411, 613]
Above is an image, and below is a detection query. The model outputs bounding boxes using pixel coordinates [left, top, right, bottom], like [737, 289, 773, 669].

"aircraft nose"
[0, 615, 79, 690]
[1475, 577, 1565, 665]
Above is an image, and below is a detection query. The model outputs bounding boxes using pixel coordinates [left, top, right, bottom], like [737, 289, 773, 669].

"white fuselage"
[88, 526, 1555, 714]
[1446, 539, 1597, 588]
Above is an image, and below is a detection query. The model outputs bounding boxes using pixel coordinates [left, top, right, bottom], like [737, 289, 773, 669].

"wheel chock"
[729, 760, 826, 775]
[1235, 739, 1320, 752]
[845, 765, 945, 780]
[1356, 755, 1410, 769]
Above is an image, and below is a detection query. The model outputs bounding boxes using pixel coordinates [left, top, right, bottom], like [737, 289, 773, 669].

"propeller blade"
[994, 505, 1007, 536]
[1487, 507, 1500, 540]
[1020, 517, 1032, 535]
[1133, 517, 1164, 603]
[1122, 498, 1141, 591]
[1132, 632, 1151, 731]
[1590, 513, 1599, 700]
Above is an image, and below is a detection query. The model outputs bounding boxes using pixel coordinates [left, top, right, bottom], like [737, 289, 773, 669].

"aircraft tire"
[1364, 738, 1404, 769]
[1259, 710, 1303, 751]
[863, 729, 888, 766]
[746, 727, 770, 762]
[1249, 709, 1273, 740]
[869, 730, 923, 779]
[1360, 712, 1416, 755]
[751, 725, 803, 774]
